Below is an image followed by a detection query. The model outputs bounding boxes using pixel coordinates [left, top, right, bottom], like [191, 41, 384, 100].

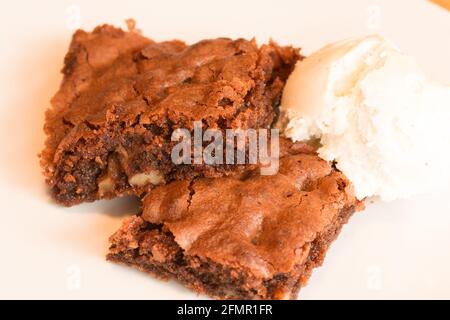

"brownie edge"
[108, 205, 358, 299]
[107, 140, 364, 299]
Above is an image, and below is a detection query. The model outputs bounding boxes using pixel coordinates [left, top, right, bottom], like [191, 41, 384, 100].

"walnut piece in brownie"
[40, 23, 301, 206]
[107, 140, 364, 299]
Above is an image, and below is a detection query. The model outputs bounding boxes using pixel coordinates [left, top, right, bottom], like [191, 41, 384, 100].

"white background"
[0, 0, 449, 299]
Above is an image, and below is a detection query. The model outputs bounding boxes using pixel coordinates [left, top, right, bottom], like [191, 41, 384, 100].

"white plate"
[0, 0, 449, 299]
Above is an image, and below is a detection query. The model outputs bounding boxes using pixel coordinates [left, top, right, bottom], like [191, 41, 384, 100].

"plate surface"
[0, 0, 449, 299]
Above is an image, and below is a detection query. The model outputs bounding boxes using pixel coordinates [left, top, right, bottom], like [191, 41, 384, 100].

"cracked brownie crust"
[40, 23, 301, 206]
[107, 140, 364, 299]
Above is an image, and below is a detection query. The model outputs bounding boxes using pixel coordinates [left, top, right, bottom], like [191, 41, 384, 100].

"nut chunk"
[40, 23, 301, 206]
[107, 140, 364, 300]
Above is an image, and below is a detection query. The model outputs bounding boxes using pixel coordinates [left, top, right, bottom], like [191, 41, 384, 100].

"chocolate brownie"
[40, 22, 301, 206]
[107, 140, 364, 299]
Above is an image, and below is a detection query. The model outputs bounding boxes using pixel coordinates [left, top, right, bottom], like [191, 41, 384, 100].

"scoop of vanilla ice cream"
[280, 35, 450, 201]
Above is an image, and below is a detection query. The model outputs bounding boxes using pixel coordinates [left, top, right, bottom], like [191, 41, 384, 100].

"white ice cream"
[280, 35, 450, 201]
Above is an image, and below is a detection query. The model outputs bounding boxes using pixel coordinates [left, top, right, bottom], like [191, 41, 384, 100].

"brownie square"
[40, 23, 300, 206]
[107, 139, 364, 299]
